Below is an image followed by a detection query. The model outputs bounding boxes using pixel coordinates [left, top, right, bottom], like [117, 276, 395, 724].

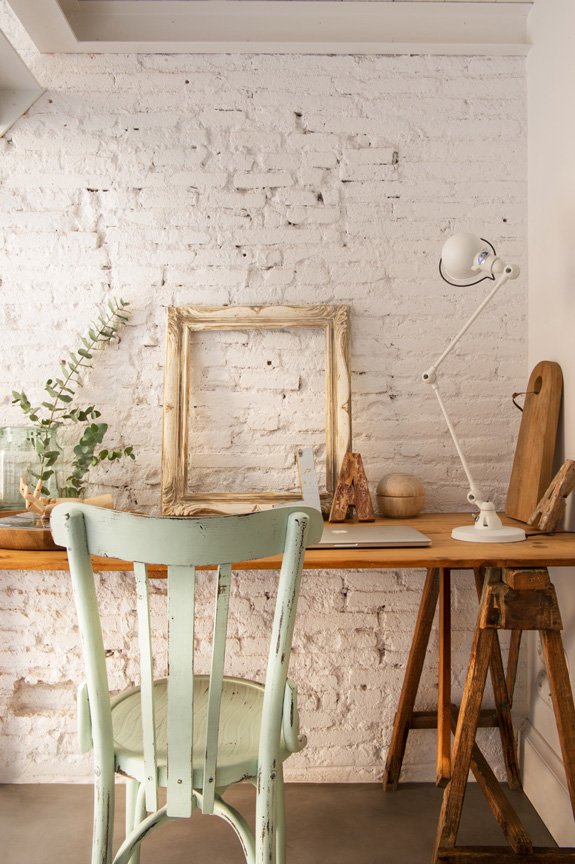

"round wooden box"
[376, 473, 425, 518]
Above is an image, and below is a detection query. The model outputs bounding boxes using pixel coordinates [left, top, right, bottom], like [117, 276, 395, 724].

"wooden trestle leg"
[383, 568, 440, 791]
[540, 630, 575, 817]
[437, 569, 452, 787]
[434, 566, 575, 863]
[385, 566, 523, 794]
[473, 568, 522, 791]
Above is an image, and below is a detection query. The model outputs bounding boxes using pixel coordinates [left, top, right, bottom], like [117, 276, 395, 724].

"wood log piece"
[329, 452, 375, 523]
[529, 459, 575, 533]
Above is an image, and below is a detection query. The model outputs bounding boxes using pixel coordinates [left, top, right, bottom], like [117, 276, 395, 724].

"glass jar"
[0, 426, 43, 510]
[54, 460, 78, 499]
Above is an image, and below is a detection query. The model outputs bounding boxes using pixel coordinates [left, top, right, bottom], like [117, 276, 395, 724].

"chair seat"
[111, 675, 294, 790]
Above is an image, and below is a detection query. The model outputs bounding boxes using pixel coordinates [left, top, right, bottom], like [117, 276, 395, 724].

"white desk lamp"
[422, 232, 525, 543]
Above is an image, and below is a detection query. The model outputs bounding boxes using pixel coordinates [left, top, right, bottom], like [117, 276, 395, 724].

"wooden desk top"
[1, 513, 575, 574]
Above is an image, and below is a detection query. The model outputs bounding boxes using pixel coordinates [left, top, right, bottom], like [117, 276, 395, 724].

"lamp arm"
[428, 378, 484, 506]
[422, 266, 514, 382]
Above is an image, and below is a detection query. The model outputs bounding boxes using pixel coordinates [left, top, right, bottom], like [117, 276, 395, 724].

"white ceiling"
[6, 0, 533, 54]
[0, 30, 43, 136]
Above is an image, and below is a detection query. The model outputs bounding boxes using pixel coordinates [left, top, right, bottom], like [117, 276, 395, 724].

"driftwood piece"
[529, 459, 575, 532]
[329, 452, 375, 523]
[19, 478, 113, 518]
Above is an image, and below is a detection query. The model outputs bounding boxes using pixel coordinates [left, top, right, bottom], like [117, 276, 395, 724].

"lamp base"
[451, 523, 526, 543]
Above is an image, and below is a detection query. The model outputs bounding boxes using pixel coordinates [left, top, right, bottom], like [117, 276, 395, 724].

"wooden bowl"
[376, 473, 425, 518]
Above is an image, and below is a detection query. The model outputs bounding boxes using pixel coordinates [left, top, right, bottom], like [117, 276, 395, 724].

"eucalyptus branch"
[46, 301, 129, 425]
[58, 423, 135, 498]
[11, 298, 135, 497]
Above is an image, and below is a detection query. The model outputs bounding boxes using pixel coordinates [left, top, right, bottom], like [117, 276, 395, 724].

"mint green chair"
[50, 503, 323, 864]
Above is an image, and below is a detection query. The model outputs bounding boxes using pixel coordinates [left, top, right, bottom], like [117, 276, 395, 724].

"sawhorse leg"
[384, 567, 522, 792]
[434, 566, 575, 863]
[474, 567, 522, 790]
[383, 568, 440, 791]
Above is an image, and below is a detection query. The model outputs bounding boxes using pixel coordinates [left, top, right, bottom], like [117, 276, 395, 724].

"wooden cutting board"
[505, 360, 563, 523]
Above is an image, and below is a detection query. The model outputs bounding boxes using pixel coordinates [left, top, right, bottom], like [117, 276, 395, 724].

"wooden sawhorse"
[383, 565, 575, 862]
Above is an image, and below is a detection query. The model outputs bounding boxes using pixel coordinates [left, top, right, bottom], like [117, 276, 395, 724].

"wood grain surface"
[506, 361, 563, 523]
[2, 513, 575, 572]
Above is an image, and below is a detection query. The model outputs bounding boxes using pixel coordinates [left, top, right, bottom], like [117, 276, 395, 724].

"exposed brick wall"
[0, 2, 527, 782]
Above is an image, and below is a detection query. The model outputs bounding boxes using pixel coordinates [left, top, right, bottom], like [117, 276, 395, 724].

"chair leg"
[125, 779, 145, 864]
[256, 767, 278, 864]
[275, 765, 286, 864]
[212, 792, 255, 864]
[92, 767, 115, 864]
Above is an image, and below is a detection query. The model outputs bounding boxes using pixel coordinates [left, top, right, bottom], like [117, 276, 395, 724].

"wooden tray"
[0, 512, 63, 551]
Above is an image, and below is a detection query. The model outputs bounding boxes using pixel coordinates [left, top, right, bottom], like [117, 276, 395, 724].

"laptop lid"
[310, 523, 432, 549]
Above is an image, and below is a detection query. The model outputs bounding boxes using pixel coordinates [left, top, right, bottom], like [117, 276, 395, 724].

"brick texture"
[0, 1, 527, 783]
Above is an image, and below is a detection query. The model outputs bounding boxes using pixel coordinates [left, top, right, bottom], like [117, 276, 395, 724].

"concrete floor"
[1, 782, 555, 864]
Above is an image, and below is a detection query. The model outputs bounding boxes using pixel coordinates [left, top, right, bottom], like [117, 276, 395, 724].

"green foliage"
[12, 298, 136, 497]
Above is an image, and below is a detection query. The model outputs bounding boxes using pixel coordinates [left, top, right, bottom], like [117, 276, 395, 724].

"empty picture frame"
[161, 304, 351, 515]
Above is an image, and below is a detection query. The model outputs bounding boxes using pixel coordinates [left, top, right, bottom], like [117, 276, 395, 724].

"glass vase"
[54, 460, 81, 500]
[0, 426, 47, 510]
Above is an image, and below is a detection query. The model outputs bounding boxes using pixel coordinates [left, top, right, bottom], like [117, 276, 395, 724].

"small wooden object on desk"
[377, 473, 425, 518]
[529, 459, 575, 533]
[329, 452, 375, 522]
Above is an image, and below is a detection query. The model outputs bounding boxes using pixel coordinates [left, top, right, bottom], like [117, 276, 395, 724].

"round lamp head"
[440, 233, 496, 286]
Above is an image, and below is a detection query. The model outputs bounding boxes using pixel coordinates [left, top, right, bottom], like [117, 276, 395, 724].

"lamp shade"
[440, 233, 491, 283]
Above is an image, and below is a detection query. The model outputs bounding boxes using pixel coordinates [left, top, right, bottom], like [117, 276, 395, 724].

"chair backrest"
[50, 503, 323, 819]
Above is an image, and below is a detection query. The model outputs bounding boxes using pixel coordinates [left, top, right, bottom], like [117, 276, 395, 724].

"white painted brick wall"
[0, 2, 527, 783]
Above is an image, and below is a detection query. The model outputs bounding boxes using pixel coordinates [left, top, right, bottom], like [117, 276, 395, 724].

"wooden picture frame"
[161, 304, 351, 515]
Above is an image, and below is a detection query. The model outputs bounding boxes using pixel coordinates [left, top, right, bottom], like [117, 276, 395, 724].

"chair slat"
[134, 562, 158, 813]
[202, 563, 232, 814]
[167, 564, 196, 818]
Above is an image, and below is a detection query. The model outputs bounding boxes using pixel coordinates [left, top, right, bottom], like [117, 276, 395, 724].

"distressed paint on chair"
[50, 503, 323, 864]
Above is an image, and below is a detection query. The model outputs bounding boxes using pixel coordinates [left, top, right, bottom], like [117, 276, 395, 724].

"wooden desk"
[3, 512, 575, 862]
[2, 512, 575, 572]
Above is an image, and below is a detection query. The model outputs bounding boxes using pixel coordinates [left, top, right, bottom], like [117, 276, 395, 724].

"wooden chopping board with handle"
[505, 360, 563, 523]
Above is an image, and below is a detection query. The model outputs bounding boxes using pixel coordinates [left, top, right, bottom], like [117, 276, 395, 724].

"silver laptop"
[310, 523, 432, 549]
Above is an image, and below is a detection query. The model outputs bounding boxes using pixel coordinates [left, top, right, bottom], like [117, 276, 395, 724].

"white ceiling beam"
[0, 30, 44, 137]
[6, 1, 531, 55]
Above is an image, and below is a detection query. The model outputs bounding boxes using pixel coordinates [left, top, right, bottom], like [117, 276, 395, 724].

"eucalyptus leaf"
[10, 297, 135, 497]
